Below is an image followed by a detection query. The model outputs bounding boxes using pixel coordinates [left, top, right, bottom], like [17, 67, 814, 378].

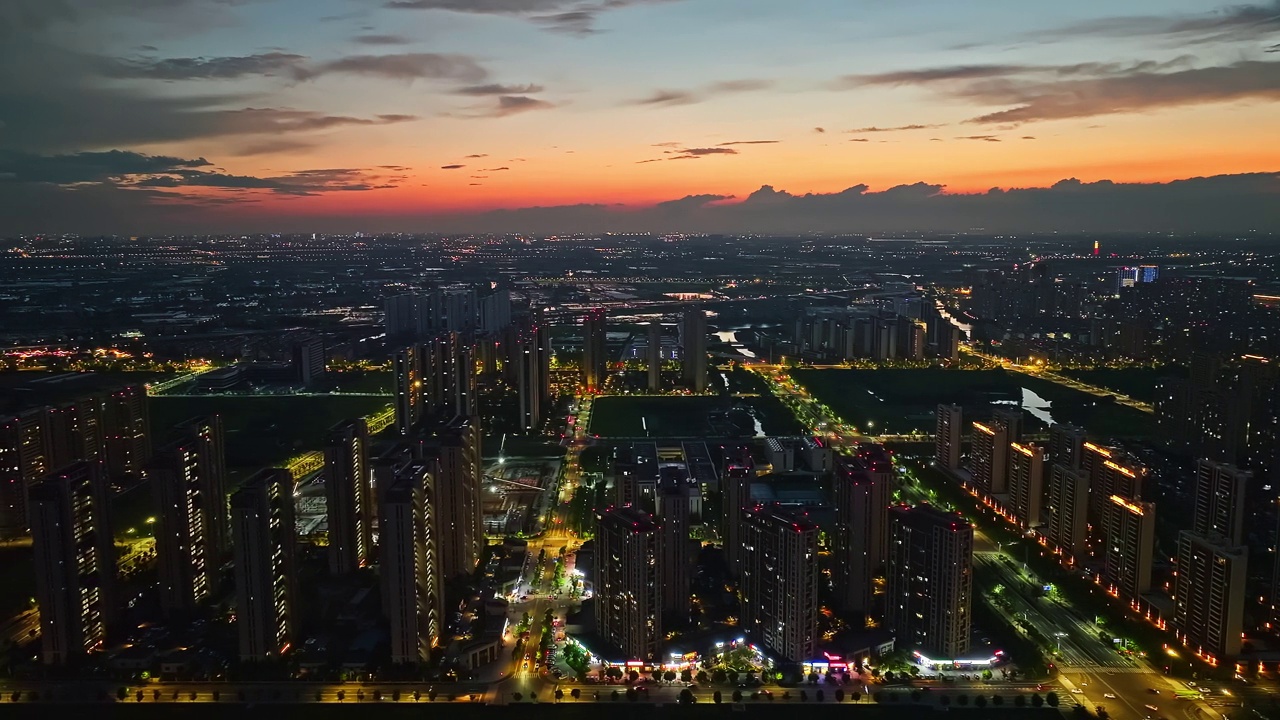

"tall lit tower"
[681, 307, 709, 393]
[231, 469, 297, 662]
[29, 461, 117, 665]
[832, 451, 890, 615]
[325, 418, 373, 575]
[583, 309, 607, 393]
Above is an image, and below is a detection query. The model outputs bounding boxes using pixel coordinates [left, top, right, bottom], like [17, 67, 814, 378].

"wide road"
[959, 347, 1154, 414]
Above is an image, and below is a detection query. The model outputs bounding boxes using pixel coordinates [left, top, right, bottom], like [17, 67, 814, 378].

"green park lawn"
[589, 395, 803, 438]
[791, 368, 1156, 439]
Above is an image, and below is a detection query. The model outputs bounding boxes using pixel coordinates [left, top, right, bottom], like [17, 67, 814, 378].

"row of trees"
[529, 688, 1062, 706]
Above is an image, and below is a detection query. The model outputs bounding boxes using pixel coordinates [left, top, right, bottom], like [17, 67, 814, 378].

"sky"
[1, 0, 1278, 233]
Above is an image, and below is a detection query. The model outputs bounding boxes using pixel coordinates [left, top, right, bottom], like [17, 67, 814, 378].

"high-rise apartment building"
[595, 505, 662, 661]
[101, 385, 150, 478]
[381, 460, 442, 665]
[292, 337, 326, 386]
[1101, 494, 1155, 600]
[1006, 442, 1045, 528]
[394, 344, 422, 435]
[681, 307, 708, 393]
[47, 397, 103, 471]
[422, 332, 477, 418]
[1191, 459, 1249, 545]
[151, 416, 228, 616]
[29, 461, 117, 665]
[739, 504, 819, 663]
[231, 469, 297, 662]
[1047, 423, 1088, 469]
[1083, 442, 1146, 528]
[969, 420, 1007, 496]
[1174, 532, 1246, 660]
[656, 481, 691, 623]
[646, 322, 662, 392]
[325, 418, 373, 575]
[511, 318, 551, 433]
[415, 415, 483, 580]
[1044, 463, 1090, 560]
[583, 309, 607, 393]
[934, 404, 962, 471]
[721, 445, 755, 574]
[832, 452, 890, 614]
[886, 504, 974, 658]
[0, 408, 52, 537]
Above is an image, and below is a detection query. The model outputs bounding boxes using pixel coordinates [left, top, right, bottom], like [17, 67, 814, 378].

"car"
[1104, 693, 1116, 699]
[1147, 688, 1160, 694]
[1070, 689, 1083, 695]
[1145, 705, 1158, 712]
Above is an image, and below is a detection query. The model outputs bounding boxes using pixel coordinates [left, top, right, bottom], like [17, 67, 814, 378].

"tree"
[356, 691, 365, 702]
[835, 689, 845, 702]
[957, 694, 969, 706]
[940, 694, 951, 706]
[712, 669, 728, 684]
[713, 691, 722, 704]
[513, 692, 523, 702]
[571, 689, 581, 700]
[982, 669, 993, 681]
[625, 688, 637, 702]
[135, 691, 143, 703]
[1015, 694, 1027, 707]
[650, 669, 662, 683]
[679, 689, 695, 705]
[975, 695, 988, 708]
[800, 690, 808, 702]
[606, 667, 624, 681]
[732, 690, 743, 703]
[189, 691, 197, 702]
[152, 690, 161, 702]
[851, 692, 861, 703]
[336, 690, 345, 702]
[696, 670, 709, 684]
[611, 690, 620, 702]
[428, 690, 438, 702]
[1046, 691, 1060, 707]
[809, 671, 820, 684]
[664, 670, 677, 684]
[554, 689, 564, 701]
[413, 691, 420, 702]
[1031, 693, 1044, 707]
[530, 691, 538, 701]
[392, 690, 401, 702]
[680, 669, 693, 683]
[628, 670, 639, 683]
[373, 690, 383, 702]
[782, 691, 791, 701]
[117, 688, 128, 701]
[727, 670, 740, 685]
[992, 694, 1004, 706]
[816, 690, 825, 702]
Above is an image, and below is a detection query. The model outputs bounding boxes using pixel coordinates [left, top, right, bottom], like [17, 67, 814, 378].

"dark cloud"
[11, 171, 1278, 234]
[0, 150, 211, 184]
[454, 83, 545, 95]
[441, 164, 465, 169]
[717, 140, 779, 146]
[228, 139, 318, 156]
[957, 135, 1001, 142]
[482, 167, 511, 171]
[841, 58, 1280, 125]
[0, 149, 404, 198]
[1033, 2, 1280, 45]
[814, 127, 826, 133]
[353, 34, 414, 45]
[1268, 43, 1280, 52]
[846, 124, 941, 133]
[465, 154, 489, 158]
[1022, 136, 1036, 140]
[384, 0, 682, 34]
[849, 138, 869, 142]
[630, 79, 772, 106]
[101, 52, 306, 80]
[473, 95, 556, 117]
[296, 53, 488, 82]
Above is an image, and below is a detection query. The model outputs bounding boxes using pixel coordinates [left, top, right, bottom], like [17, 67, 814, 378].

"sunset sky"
[2, 0, 1278, 232]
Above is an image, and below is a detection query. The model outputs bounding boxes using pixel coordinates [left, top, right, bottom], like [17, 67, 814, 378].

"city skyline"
[3, 0, 1280, 232]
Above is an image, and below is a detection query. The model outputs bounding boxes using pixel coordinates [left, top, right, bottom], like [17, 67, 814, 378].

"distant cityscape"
[0, 233, 1278, 717]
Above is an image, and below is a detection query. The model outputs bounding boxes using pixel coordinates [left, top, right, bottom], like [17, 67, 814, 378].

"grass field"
[589, 395, 803, 438]
[1057, 367, 1184, 403]
[149, 395, 393, 469]
[792, 368, 1156, 439]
